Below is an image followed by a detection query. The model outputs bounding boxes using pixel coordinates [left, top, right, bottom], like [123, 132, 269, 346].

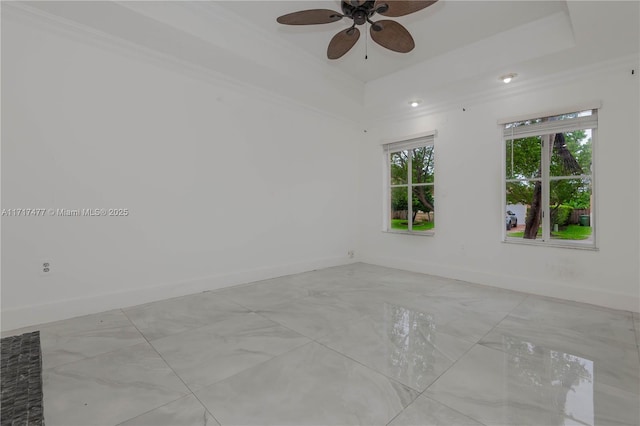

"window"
[503, 109, 596, 248]
[384, 133, 435, 234]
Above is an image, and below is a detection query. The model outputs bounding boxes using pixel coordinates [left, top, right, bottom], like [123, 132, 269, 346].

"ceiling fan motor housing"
[342, 0, 383, 26]
[277, 0, 436, 59]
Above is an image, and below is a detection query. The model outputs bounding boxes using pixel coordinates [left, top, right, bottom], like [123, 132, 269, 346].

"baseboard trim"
[0, 256, 355, 332]
[360, 256, 640, 313]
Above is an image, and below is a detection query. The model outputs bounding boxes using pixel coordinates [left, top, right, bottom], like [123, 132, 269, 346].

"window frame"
[383, 131, 436, 236]
[501, 108, 598, 249]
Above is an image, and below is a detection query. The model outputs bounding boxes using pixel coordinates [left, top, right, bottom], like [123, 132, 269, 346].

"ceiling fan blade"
[327, 27, 360, 59]
[277, 9, 343, 25]
[347, 0, 368, 5]
[370, 20, 415, 53]
[374, 0, 438, 17]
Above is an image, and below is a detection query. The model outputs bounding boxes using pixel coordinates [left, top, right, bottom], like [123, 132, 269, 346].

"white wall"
[358, 63, 640, 312]
[1, 13, 360, 330]
[2, 3, 638, 333]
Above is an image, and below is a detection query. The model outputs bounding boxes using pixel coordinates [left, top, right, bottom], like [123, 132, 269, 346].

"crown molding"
[366, 53, 639, 126]
[182, 1, 364, 102]
[2, 1, 364, 128]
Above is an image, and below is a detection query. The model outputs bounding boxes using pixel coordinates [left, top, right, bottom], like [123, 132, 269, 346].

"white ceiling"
[14, 1, 640, 122]
[213, 0, 569, 82]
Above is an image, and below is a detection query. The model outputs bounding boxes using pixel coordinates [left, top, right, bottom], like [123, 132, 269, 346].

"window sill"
[383, 230, 435, 237]
[502, 238, 598, 251]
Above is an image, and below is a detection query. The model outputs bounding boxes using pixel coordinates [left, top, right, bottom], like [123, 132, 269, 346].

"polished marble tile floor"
[4, 263, 639, 425]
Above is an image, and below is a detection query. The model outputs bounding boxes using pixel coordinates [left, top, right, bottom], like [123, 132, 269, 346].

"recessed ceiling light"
[500, 73, 518, 84]
[409, 100, 422, 107]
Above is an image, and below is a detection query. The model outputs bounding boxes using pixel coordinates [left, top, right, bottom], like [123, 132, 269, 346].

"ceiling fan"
[276, 0, 438, 59]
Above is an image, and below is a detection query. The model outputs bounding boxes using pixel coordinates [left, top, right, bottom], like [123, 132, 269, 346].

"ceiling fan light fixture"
[500, 73, 517, 84]
[409, 100, 422, 108]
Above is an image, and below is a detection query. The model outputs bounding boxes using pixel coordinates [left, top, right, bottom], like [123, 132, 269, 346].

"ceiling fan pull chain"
[365, 23, 368, 60]
[276, 1, 439, 59]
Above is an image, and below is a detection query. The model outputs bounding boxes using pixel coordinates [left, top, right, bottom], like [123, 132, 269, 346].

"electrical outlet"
[40, 260, 52, 276]
[348, 250, 355, 259]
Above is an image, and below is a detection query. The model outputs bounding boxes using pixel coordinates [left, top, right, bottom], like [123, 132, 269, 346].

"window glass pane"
[549, 179, 592, 243]
[506, 180, 541, 240]
[506, 137, 542, 180]
[503, 109, 596, 247]
[390, 187, 409, 230]
[505, 118, 542, 129]
[548, 109, 592, 121]
[411, 146, 434, 184]
[550, 131, 592, 177]
[390, 151, 408, 185]
[411, 185, 434, 232]
[505, 110, 591, 128]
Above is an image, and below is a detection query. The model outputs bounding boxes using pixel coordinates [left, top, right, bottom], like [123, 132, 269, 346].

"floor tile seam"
[122, 292, 254, 320]
[486, 293, 530, 327]
[350, 301, 504, 348]
[119, 306, 223, 343]
[41, 337, 148, 373]
[429, 279, 524, 297]
[632, 316, 640, 369]
[120, 308, 200, 397]
[43, 343, 205, 426]
[123, 307, 282, 343]
[250, 309, 332, 343]
[383, 404, 410, 426]
[122, 308, 224, 426]
[215, 291, 283, 312]
[425, 341, 640, 414]
[310, 339, 426, 426]
[472, 340, 640, 395]
[508, 292, 637, 317]
[0, 308, 133, 338]
[214, 269, 324, 294]
[121, 293, 201, 313]
[363, 286, 523, 318]
[411, 295, 530, 425]
[147, 311, 282, 343]
[234, 315, 428, 420]
[370, 281, 450, 298]
[348, 307, 480, 352]
[302, 308, 479, 388]
[428, 277, 636, 318]
[225, 288, 330, 313]
[113, 394, 215, 426]
[122, 306, 313, 395]
[220, 298, 330, 344]
[481, 333, 640, 396]
[464, 293, 530, 350]
[247, 293, 376, 340]
[493, 315, 640, 349]
[478, 321, 640, 360]
[504, 295, 637, 322]
[191, 340, 318, 399]
[377, 324, 490, 426]
[182, 337, 316, 396]
[311, 338, 423, 399]
[421, 395, 490, 426]
[126, 290, 258, 313]
[121, 290, 251, 314]
[414, 344, 509, 426]
[211, 269, 339, 296]
[383, 395, 489, 426]
[2, 309, 132, 338]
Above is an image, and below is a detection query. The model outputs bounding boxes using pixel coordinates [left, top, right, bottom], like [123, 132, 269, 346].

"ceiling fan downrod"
[276, 0, 438, 59]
